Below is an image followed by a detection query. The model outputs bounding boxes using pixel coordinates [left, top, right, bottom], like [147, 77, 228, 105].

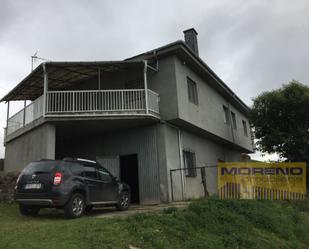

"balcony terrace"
[2, 61, 160, 139]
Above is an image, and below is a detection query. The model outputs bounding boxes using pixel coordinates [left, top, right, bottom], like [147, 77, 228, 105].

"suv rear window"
[22, 161, 58, 175]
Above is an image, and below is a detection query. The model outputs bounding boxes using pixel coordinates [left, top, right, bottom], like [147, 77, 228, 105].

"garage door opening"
[120, 154, 140, 203]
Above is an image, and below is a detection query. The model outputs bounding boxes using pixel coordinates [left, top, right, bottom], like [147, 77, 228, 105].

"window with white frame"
[187, 77, 199, 105]
[183, 150, 197, 177]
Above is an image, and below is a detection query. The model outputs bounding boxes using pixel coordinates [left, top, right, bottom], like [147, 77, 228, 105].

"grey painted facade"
[2, 33, 254, 204]
[5, 123, 56, 172]
[155, 123, 242, 202]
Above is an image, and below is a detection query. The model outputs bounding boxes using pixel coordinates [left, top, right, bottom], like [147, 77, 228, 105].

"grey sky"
[0, 0, 308, 159]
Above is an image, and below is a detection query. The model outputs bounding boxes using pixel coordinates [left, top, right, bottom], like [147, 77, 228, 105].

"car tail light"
[53, 172, 62, 185]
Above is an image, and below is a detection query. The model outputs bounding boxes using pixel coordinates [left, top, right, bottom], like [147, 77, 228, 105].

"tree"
[250, 81, 309, 163]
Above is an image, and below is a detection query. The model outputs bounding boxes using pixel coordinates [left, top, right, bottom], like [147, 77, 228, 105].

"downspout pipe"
[143, 60, 149, 114]
[5, 101, 10, 139]
[228, 103, 235, 143]
[43, 63, 48, 117]
[167, 122, 186, 201]
[177, 128, 185, 200]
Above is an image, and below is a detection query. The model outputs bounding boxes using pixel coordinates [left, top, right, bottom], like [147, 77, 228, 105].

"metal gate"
[170, 165, 217, 201]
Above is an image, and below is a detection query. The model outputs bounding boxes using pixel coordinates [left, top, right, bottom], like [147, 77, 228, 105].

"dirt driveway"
[91, 201, 190, 218]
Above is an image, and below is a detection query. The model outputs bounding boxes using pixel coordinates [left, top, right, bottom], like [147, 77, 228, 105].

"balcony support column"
[143, 60, 149, 114]
[43, 63, 48, 116]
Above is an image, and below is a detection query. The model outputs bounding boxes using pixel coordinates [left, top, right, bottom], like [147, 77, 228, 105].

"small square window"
[231, 111, 237, 129]
[242, 120, 248, 136]
[187, 77, 198, 105]
[183, 150, 197, 177]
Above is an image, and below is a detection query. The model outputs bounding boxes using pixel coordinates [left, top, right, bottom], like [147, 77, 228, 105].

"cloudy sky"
[0, 0, 308, 160]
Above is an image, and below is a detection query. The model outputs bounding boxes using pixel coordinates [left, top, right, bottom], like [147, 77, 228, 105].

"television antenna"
[31, 51, 49, 71]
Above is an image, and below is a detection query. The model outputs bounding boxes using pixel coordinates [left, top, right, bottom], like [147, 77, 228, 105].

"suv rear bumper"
[16, 199, 53, 205]
[15, 192, 69, 206]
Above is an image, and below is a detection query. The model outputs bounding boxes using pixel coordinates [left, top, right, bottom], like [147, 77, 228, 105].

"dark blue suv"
[15, 158, 130, 218]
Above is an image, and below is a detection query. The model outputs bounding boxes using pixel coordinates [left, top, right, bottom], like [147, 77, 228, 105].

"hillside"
[0, 199, 309, 249]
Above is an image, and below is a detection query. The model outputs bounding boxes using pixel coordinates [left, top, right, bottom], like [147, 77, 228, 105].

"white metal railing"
[25, 95, 44, 125]
[6, 95, 44, 136]
[148, 89, 160, 114]
[46, 89, 159, 114]
[6, 109, 24, 135]
[5, 89, 160, 137]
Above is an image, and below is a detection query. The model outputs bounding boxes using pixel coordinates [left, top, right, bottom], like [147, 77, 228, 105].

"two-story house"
[1, 28, 253, 204]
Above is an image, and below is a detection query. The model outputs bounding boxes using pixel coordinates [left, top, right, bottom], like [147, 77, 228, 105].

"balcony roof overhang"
[0, 61, 144, 102]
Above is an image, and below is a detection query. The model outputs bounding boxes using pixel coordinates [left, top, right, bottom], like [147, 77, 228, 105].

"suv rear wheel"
[64, 193, 85, 218]
[19, 204, 40, 216]
[116, 191, 130, 211]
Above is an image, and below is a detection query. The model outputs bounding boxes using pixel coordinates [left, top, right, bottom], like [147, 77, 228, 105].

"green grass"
[0, 199, 309, 249]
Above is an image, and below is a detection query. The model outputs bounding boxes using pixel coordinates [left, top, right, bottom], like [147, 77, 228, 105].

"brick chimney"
[183, 28, 199, 56]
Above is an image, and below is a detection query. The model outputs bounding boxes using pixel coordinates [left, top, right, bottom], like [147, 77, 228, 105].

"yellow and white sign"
[218, 162, 307, 200]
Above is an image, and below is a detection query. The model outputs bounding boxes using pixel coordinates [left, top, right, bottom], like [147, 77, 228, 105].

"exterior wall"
[4, 123, 56, 172]
[156, 123, 182, 202]
[160, 123, 242, 201]
[180, 129, 241, 199]
[172, 56, 252, 151]
[56, 125, 160, 204]
[147, 56, 179, 120]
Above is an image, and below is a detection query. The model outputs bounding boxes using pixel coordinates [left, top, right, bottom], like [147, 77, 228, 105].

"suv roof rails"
[62, 157, 96, 164]
[76, 158, 96, 163]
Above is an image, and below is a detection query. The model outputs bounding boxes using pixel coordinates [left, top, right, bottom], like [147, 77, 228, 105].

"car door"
[96, 164, 119, 202]
[82, 163, 102, 203]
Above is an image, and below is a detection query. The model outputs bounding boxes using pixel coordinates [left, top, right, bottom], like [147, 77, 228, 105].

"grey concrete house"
[1, 29, 253, 204]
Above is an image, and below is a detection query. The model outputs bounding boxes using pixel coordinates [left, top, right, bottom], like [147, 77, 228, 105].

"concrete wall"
[56, 125, 160, 204]
[159, 123, 242, 201]
[147, 56, 179, 121]
[155, 123, 182, 202]
[173, 56, 252, 151]
[4, 123, 56, 172]
[180, 128, 241, 199]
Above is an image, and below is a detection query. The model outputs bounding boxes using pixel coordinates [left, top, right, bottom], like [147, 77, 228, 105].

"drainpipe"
[5, 101, 10, 138]
[143, 60, 149, 114]
[43, 63, 48, 116]
[177, 128, 186, 200]
[228, 103, 235, 143]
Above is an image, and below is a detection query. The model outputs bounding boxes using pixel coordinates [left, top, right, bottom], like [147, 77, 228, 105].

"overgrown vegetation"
[1, 198, 309, 249]
[250, 81, 309, 164]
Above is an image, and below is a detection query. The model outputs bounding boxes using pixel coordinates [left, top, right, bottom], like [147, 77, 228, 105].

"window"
[187, 77, 198, 105]
[223, 105, 230, 124]
[183, 150, 197, 177]
[231, 111, 237, 129]
[68, 163, 83, 176]
[242, 120, 248, 136]
[83, 164, 98, 180]
[23, 161, 57, 175]
[97, 166, 113, 182]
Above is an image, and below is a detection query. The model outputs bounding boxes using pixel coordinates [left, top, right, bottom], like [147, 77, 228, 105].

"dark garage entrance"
[120, 154, 140, 203]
